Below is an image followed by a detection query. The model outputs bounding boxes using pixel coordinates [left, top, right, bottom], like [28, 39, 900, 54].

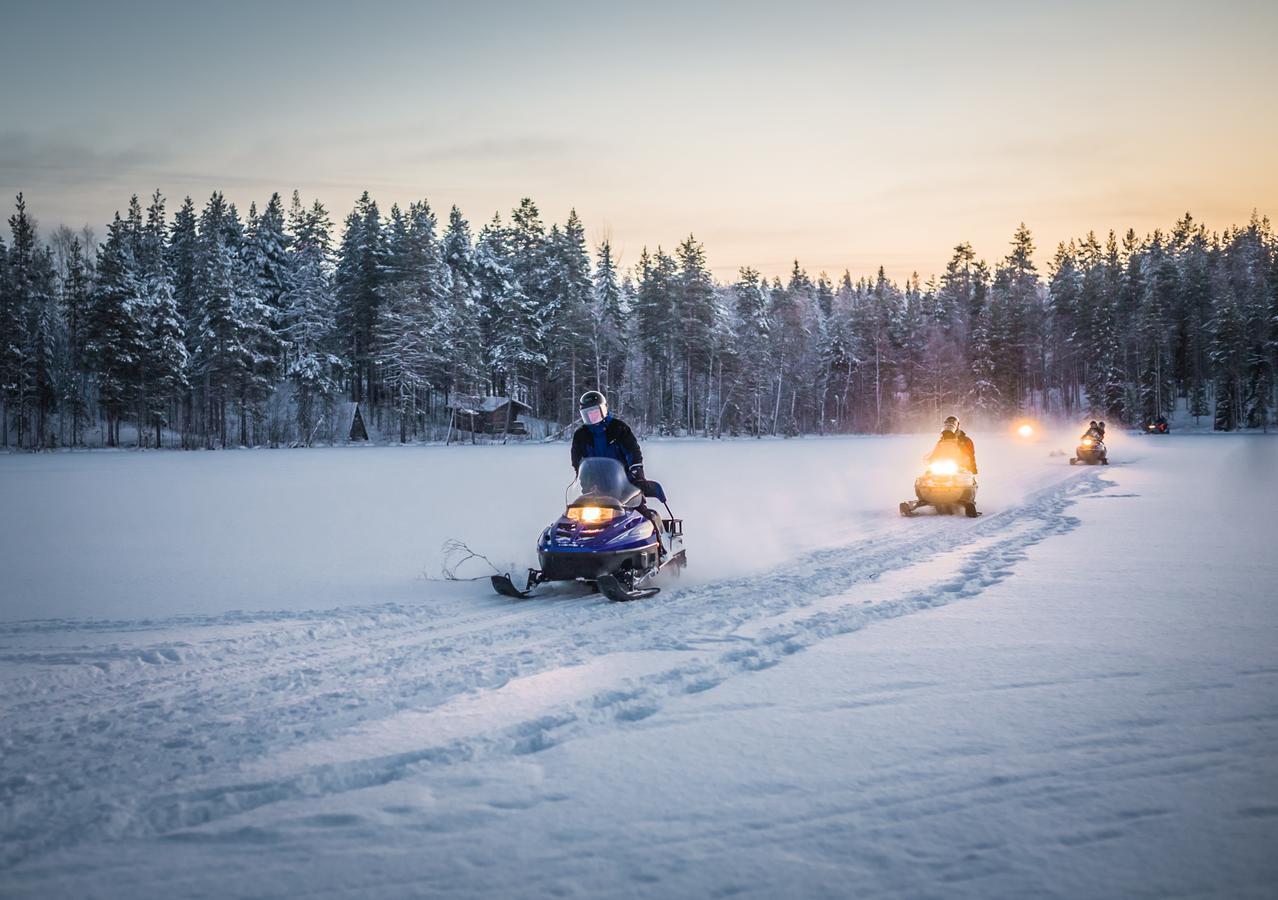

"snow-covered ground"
[2, 430, 1276, 898]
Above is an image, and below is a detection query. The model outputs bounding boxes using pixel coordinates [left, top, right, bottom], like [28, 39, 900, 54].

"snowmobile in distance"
[1070, 435, 1108, 465]
[900, 457, 980, 518]
[1144, 416, 1170, 434]
[491, 457, 687, 602]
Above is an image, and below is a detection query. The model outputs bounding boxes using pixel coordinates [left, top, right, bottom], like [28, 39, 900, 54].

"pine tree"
[1049, 241, 1083, 411]
[85, 212, 145, 446]
[441, 206, 482, 403]
[989, 223, 1039, 413]
[4, 196, 39, 446]
[232, 229, 280, 446]
[967, 259, 1000, 418]
[1137, 231, 1177, 422]
[335, 192, 385, 403]
[168, 196, 200, 314]
[676, 235, 718, 433]
[590, 240, 625, 397]
[139, 274, 188, 446]
[1209, 279, 1246, 431]
[504, 198, 557, 416]
[825, 271, 861, 433]
[374, 200, 453, 441]
[247, 193, 291, 332]
[475, 213, 541, 404]
[131, 191, 189, 447]
[632, 247, 679, 429]
[10, 224, 60, 449]
[60, 238, 92, 444]
[284, 197, 342, 443]
[190, 192, 246, 447]
[0, 206, 17, 446]
[542, 210, 594, 419]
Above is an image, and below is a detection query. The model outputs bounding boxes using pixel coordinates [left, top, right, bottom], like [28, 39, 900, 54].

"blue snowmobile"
[491, 457, 687, 602]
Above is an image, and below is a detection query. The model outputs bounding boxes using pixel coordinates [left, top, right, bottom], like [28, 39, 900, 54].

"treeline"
[0, 190, 1274, 450]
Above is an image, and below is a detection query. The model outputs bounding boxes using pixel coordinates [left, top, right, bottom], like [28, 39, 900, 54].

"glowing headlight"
[1081, 438, 1094, 447]
[1018, 424, 1034, 438]
[928, 459, 959, 476]
[567, 506, 617, 524]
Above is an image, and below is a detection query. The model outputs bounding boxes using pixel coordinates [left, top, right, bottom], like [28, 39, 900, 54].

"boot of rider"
[640, 504, 666, 559]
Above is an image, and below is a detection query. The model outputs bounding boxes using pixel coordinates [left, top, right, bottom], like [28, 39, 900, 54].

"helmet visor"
[581, 404, 606, 425]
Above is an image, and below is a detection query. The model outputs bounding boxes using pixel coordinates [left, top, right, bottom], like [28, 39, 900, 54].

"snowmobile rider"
[571, 390, 645, 483]
[928, 415, 978, 474]
[1082, 420, 1105, 442]
[571, 391, 666, 553]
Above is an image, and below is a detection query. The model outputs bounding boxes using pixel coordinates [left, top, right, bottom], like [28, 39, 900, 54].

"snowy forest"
[0, 190, 1274, 450]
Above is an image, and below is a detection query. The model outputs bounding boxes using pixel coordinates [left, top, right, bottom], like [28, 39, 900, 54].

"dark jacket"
[930, 429, 978, 473]
[571, 416, 643, 472]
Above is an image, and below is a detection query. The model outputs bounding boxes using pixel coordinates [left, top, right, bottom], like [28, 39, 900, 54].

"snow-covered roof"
[477, 396, 532, 413]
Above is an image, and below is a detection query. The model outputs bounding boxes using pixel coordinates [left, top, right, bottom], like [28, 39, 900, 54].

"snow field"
[1, 430, 1275, 898]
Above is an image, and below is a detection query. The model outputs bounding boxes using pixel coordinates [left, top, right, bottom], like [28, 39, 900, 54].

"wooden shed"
[448, 396, 532, 435]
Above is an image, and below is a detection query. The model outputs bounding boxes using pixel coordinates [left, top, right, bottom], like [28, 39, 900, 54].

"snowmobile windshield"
[576, 457, 640, 505]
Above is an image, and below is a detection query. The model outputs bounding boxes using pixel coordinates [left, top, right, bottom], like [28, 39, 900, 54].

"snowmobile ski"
[490, 573, 533, 599]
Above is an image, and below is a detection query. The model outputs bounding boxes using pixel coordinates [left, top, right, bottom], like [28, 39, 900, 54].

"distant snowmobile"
[1071, 434, 1109, 465]
[491, 457, 687, 602]
[1144, 416, 1170, 434]
[900, 456, 980, 518]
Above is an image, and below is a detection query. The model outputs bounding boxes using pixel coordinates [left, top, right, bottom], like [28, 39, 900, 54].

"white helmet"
[579, 390, 608, 425]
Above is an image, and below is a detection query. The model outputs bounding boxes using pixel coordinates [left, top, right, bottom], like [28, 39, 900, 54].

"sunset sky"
[2, 0, 1275, 282]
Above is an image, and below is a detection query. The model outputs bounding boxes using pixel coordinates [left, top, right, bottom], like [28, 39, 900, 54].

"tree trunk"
[772, 372, 783, 435]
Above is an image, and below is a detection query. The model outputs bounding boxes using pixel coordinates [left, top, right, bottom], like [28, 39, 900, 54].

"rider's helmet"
[942, 415, 959, 434]
[579, 390, 608, 426]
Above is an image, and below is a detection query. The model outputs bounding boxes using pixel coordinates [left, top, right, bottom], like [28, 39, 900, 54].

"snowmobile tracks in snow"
[0, 468, 1109, 870]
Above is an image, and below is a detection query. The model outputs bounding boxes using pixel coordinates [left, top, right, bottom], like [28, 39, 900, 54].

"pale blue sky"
[2, 0, 1276, 280]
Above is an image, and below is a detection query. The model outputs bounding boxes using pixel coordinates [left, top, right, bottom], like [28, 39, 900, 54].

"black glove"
[628, 464, 645, 484]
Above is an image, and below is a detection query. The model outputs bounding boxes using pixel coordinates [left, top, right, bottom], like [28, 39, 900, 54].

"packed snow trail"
[2, 433, 1275, 897]
[0, 456, 1097, 867]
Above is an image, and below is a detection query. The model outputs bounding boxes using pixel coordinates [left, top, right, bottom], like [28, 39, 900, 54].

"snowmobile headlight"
[1017, 423, 1034, 438]
[928, 459, 959, 476]
[567, 506, 617, 524]
[1081, 438, 1094, 447]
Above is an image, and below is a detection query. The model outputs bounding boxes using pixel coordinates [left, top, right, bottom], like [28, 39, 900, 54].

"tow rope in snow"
[430, 538, 506, 582]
